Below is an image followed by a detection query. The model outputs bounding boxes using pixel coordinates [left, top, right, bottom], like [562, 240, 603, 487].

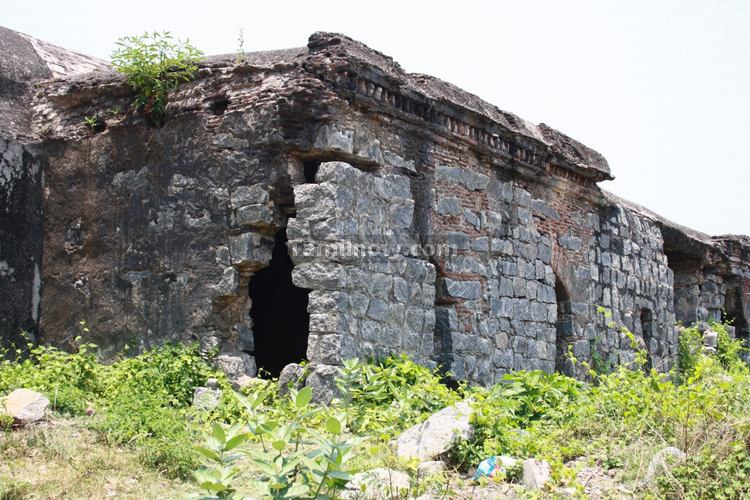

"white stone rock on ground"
[642, 446, 686, 486]
[498, 455, 519, 469]
[522, 459, 551, 490]
[417, 460, 447, 477]
[703, 330, 719, 354]
[192, 387, 222, 411]
[306, 364, 340, 404]
[344, 468, 410, 499]
[393, 400, 473, 461]
[216, 353, 257, 380]
[4, 388, 49, 423]
[236, 375, 262, 389]
[278, 362, 305, 395]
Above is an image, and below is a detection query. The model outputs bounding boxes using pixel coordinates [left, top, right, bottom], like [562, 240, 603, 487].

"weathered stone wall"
[430, 166, 557, 385]
[0, 27, 106, 351]
[288, 161, 436, 367]
[2, 28, 749, 385]
[673, 266, 725, 325]
[36, 122, 269, 366]
[0, 138, 44, 347]
[424, 163, 677, 383]
[592, 203, 676, 371]
[610, 195, 750, 343]
[715, 237, 750, 339]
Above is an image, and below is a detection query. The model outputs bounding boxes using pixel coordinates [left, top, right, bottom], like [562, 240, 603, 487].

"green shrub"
[678, 322, 746, 380]
[713, 321, 747, 370]
[93, 392, 197, 477]
[0, 338, 100, 415]
[450, 370, 581, 468]
[665, 439, 750, 498]
[0, 412, 13, 431]
[4, 320, 750, 496]
[91, 343, 220, 478]
[111, 31, 202, 126]
[678, 325, 703, 379]
[195, 387, 361, 499]
[450, 319, 750, 495]
[335, 354, 461, 438]
[100, 342, 216, 407]
[0, 338, 222, 478]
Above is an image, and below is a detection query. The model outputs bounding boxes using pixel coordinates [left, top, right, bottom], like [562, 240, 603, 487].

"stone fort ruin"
[2, 27, 749, 386]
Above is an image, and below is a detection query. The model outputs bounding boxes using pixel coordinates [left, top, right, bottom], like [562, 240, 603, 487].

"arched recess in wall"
[554, 274, 575, 375]
[247, 227, 311, 378]
[640, 308, 654, 370]
[661, 225, 708, 326]
[431, 257, 455, 378]
[722, 285, 749, 341]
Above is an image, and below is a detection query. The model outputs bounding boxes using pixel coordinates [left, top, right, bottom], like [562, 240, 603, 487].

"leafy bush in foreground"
[4, 319, 750, 497]
[336, 354, 462, 439]
[0, 339, 221, 477]
[450, 321, 750, 497]
[0, 338, 101, 415]
[450, 370, 581, 468]
[196, 387, 360, 499]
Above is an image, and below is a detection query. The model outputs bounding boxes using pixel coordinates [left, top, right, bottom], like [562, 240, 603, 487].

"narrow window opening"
[303, 161, 321, 184]
[554, 276, 574, 375]
[640, 308, 654, 370]
[248, 228, 310, 377]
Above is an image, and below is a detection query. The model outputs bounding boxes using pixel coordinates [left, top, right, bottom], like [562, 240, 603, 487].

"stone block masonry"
[1, 27, 748, 386]
[431, 164, 558, 385]
[288, 162, 436, 367]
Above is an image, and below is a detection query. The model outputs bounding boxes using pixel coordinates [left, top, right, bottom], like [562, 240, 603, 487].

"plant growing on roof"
[235, 29, 246, 64]
[111, 31, 203, 126]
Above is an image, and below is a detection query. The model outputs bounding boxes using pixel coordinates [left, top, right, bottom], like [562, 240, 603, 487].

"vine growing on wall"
[111, 31, 203, 126]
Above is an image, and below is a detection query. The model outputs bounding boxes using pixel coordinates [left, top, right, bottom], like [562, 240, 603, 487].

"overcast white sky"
[5, 0, 749, 235]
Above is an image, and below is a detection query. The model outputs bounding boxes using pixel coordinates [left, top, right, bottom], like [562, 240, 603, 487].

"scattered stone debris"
[344, 468, 410, 499]
[417, 475, 520, 499]
[4, 388, 49, 423]
[703, 329, 719, 352]
[417, 460, 448, 477]
[192, 378, 222, 411]
[642, 446, 686, 486]
[305, 364, 340, 404]
[235, 374, 261, 389]
[278, 362, 305, 395]
[522, 459, 551, 490]
[393, 400, 473, 460]
[216, 353, 256, 381]
[569, 458, 629, 499]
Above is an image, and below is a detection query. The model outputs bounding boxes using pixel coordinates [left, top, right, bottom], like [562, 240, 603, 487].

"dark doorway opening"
[641, 308, 654, 370]
[554, 277, 574, 374]
[248, 229, 310, 377]
[303, 161, 320, 184]
[723, 286, 749, 341]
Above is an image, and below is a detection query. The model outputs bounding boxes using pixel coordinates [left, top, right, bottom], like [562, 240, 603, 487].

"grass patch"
[1, 338, 225, 479]
[2, 320, 750, 498]
[0, 419, 197, 499]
